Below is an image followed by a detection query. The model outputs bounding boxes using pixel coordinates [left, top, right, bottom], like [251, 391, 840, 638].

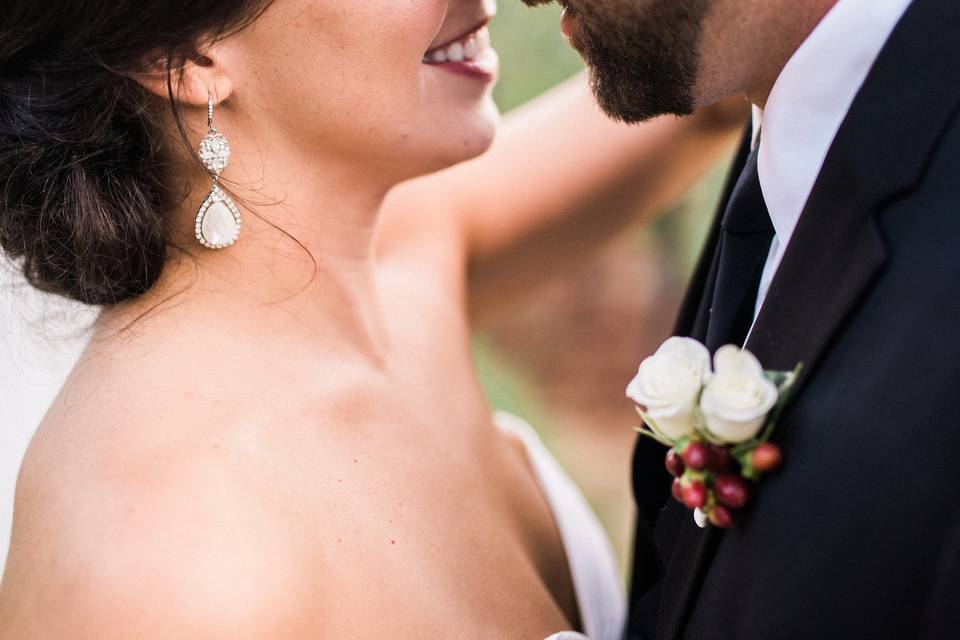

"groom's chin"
[553, 2, 703, 124]
[585, 65, 697, 125]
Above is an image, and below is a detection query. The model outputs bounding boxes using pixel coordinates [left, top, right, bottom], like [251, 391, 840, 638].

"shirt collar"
[751, 0, 913, 244]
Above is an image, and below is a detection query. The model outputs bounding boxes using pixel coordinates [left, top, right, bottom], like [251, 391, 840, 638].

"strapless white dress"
[493, 412, 626, 640]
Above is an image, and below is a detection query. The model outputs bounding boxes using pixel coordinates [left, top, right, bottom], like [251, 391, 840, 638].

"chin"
[412, 97, 501, 175]
[455, 99, 501, 159]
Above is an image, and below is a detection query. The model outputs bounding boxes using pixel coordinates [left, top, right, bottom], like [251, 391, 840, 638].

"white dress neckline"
[494, 412, 626, 640]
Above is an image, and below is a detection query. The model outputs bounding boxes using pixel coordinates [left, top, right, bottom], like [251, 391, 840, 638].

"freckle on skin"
[390, 540, 396, 545]
[337, 538, 342, 544]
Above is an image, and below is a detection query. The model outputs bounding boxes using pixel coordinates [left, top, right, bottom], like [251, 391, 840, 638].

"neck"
[103, 142, 396, 367]
[745, 0, 839, 108]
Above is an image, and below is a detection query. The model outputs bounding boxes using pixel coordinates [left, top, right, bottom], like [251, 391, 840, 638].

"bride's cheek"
[366, 0, 449, 59]
[239, 0, 494, 174]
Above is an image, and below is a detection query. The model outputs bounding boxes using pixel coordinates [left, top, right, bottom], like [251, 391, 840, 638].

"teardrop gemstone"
[201, 201, 239, 246]
[195, 187, 241, 249]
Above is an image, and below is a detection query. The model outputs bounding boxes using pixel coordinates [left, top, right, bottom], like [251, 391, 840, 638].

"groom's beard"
[525, 0, 710, 123]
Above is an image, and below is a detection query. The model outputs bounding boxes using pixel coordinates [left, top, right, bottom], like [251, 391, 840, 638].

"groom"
[525, 0, 960, 637]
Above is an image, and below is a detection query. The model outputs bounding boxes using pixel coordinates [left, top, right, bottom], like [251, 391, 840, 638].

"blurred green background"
[479, 1, 731, 574]
[492, 3, 584, 110]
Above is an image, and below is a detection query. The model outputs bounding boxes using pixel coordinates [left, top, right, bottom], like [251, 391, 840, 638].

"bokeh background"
[483, 2, 731, 573]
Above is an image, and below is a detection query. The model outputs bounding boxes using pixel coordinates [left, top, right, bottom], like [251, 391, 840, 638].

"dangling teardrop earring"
[194, 95, 242, 249]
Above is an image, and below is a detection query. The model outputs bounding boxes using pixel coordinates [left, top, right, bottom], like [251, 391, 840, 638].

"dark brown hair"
[0, 0, 274, 305]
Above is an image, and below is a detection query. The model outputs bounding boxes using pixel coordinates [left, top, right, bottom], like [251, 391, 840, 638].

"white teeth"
[476, 27, 490, 52]
[447, 41, 464, 62]
[424, 26, 491, 64]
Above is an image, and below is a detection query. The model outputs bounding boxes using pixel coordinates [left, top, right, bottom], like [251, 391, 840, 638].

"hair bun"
[0, 67, 171, 305]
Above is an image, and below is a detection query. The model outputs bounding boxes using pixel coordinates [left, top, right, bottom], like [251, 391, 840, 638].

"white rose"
[626, 337, 711, 440]
[699, 345, 779, 444]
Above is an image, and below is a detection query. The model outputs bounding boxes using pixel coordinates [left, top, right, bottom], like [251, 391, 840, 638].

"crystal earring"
[194, 95, 241, 249]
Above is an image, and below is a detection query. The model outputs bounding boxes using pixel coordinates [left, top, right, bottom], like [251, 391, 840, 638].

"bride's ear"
[135, 41, 234, 111]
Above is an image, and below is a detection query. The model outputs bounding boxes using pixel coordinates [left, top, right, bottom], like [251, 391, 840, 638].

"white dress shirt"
[750, 0, 913, 321]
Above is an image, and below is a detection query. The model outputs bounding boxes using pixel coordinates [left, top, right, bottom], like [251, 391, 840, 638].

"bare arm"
[383, 73, 747, 326]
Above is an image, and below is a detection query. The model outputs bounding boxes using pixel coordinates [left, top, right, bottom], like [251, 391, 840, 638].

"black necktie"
[703, 145, 775, 353]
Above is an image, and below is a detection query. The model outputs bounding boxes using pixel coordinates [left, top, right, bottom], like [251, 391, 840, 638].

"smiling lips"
[422, 22, 498, 81]
[424, 24, 492, 64]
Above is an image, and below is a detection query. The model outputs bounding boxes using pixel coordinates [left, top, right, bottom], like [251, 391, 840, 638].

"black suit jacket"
[628, 1, 960, 638]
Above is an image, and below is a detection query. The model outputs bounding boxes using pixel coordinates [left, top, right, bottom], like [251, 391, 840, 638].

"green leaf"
[755, 362, 804, 443]
[777, 362, 804, 396]
[729, 439, 757, 456]
[734, 448, 760, 480]
[632, 426, 675, 448]
[763, 370, 789, 387]
[682, 468, 709, 484]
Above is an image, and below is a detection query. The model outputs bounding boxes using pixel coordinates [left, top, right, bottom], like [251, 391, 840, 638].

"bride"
[0, 0, 742, 637]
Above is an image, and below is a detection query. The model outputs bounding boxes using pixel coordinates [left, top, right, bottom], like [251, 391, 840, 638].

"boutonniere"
[626, 337, 802, 529]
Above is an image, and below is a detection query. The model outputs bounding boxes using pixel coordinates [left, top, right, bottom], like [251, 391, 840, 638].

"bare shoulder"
[0, 323, 459, 637]
[0, 405, 345, 639]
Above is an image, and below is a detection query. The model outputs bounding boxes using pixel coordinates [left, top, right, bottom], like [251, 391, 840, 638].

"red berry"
[671, 478, 684, 503]
[681, 480, 707, 509]
[682, 441, 709, 471]
[665, 449, 685, 477]
[751, 442, 783, 473]
[706, 444, 732, 472]
[708, 505, 734, 528]
[713, 473, 751, 509]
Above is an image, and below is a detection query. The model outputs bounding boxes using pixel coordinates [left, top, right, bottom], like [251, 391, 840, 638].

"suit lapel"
[745, 0, 960, 374]
[656, 1, 960, 637]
